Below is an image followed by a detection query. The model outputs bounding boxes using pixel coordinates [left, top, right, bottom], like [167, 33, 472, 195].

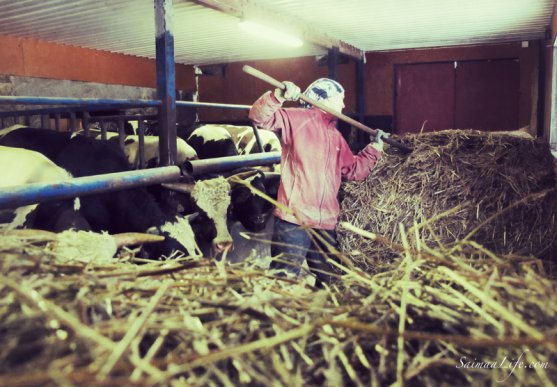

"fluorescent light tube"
[240, 20, 303, 48]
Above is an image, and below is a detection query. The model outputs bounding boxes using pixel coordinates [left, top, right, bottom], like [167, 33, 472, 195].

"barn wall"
[0, 34, 196, 92]
[365, 42, 538, 129]
[198, 42, 540, 133]
[0, 33, 544, 135]
[197, 56, 357, 122]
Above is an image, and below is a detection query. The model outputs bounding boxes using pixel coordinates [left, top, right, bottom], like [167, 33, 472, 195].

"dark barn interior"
[0, 1, 557, 385]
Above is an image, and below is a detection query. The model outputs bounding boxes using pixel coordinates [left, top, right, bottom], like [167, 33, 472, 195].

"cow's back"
[56, 134, 131, 176]
[0, 127, 72, 160]
[187, 125, 238, 159]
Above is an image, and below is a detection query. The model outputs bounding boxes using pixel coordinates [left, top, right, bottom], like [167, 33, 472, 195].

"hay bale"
[338, 129, 557, 271]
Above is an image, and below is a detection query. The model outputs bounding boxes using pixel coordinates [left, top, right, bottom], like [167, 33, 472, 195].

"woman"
[249, 77, 387, 287]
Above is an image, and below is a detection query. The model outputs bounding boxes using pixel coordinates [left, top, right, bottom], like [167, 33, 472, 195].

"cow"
[0, 145, 90, 232]
[165, 169, 274, 256]
[236, 127, 281, 155]
[235, 127, 282, 174]
[88, 130, 198, 169]
[0, 127, 200, 259]
[186, 125, 239, 159]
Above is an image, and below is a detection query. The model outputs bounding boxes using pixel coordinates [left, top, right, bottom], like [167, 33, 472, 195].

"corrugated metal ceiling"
[0, 0, 553, 65]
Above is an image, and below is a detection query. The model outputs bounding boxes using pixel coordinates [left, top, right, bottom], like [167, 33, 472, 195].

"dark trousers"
[270, 218, 339, 286]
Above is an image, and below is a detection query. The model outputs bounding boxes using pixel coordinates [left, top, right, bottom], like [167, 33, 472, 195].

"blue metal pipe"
[155, 0, 177, 167]
[0, 105, 128, 118]
[0, 100, 252, 117]
[0, 166, 181, 209]
[0, 96, 161, 107]
[184, 152, 281, 176]
[90, 114, 157, 121]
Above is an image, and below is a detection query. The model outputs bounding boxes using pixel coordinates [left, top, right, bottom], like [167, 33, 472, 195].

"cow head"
[189, 176, 234, 254]
[32, 198, 91, 233]
[144, 212, 202, 259]
[162, 171, 276, 257]
[163, 176, 237, 256]
[228, 170, 273, 232]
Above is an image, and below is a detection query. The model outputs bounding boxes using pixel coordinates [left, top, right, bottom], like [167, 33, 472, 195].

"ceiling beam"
[190, 0, 365, 61]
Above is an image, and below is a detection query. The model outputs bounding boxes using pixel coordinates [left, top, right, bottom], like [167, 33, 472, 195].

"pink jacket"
[249, 91, 381, 230]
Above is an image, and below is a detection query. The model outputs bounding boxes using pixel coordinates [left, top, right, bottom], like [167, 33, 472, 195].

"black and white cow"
[0, 145, 90, 232]
[186, 125, 239, 159]
[235, 127, 282, 174]
[0, 127, 200, 259]
[166, 169, 273, 255]
[236, 127, 281, 155]
[96, 132, 198, 169]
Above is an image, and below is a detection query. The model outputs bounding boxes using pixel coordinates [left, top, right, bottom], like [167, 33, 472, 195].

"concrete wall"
[0, 75, 162, 127]
[0, 34, 196, 128]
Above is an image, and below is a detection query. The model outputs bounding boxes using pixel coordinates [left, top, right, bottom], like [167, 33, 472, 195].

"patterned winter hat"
[301, 78, 345, 107]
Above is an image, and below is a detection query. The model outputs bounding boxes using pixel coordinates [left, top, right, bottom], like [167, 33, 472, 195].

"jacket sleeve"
[340, 142, 382, 181]
[248, 91, 294, 145]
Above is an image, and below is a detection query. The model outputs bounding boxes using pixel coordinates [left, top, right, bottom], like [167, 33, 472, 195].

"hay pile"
[1, 229, 556, 386]
[339, 129, 557, 272]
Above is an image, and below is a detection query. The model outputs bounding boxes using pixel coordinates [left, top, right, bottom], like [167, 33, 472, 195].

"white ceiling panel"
[0, 0, 553, 65]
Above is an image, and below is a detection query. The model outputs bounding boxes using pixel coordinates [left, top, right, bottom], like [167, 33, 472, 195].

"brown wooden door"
[455, 59, 519, 131]
[395, 62, 455, 134]
[394, 59, 520, 134]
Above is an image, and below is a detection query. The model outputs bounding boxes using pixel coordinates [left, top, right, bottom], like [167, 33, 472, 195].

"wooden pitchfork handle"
[243, 65, 413, 153]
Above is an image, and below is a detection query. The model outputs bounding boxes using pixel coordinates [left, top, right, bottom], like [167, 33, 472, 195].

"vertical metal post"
[138, 120, 146, 169]
[55, 113, 61, 131]
[41, 114, 50, 129]
[118, 117, 126, 151]
[83, 111, 90, 137]
[69, 112, 77, 132]
[251, 123, 264, 153]
[356, 58, 366, 146]
[100, 121, 108, 140]
[328, 47, 339, 80]
[154, 0, 177, 166]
